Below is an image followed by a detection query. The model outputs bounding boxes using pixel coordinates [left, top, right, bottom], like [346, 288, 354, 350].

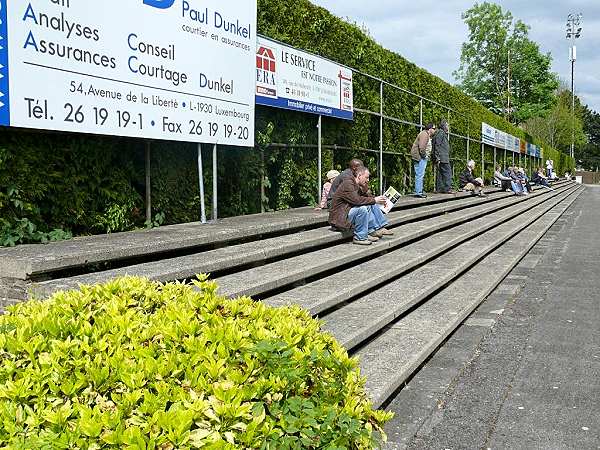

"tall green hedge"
[0, 0, 573, 242]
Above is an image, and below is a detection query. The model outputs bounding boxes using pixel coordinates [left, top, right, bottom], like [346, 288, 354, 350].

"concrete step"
[264, 185, 579, 316]
[353, 187, 584, 408]
[0, 207, 326, 280]
[213, 184, 573, 298]
[0, 181, 568, 281]
[28, 187, 523, 300]
[319, 186, 581, 350]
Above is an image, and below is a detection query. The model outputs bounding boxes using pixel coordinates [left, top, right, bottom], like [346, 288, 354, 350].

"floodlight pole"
[566, 13, 582, 159]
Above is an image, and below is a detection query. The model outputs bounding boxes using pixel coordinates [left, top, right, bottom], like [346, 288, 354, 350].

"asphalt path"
[385, 185, 600, 450]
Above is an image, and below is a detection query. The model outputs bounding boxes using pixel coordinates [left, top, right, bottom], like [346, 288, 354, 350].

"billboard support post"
[198, 144, 207, 224]
[318, 115, 322, 202]
[145, 141, 151, 223]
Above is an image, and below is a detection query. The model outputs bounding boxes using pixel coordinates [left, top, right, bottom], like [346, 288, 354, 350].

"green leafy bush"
[0, 277, 392, 449]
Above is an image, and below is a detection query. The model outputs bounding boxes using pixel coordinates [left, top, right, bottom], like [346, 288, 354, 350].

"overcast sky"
[310, 0, 600, 113]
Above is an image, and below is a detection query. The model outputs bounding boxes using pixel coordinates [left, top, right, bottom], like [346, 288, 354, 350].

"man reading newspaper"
[379, 186, 401, 214]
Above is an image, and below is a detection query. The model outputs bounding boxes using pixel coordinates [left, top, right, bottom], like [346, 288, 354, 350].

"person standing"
[432, 119, 454, 193]
[411, 123, 436, 198]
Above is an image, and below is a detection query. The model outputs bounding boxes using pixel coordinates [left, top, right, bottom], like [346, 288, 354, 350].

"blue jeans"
[348, 205, 389, 240]
[413, 158, 428, 195]
[511, 181, 523, 193]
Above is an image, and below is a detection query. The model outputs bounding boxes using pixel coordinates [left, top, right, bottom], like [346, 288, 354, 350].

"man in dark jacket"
[326, 158, 364, 208]
[329, 166, 391, 245]
[431, 119, 454, 193]
[459, 160, 487, 197]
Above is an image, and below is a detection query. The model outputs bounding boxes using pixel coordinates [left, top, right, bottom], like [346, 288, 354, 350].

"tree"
[454, 2, 559, 123]
[522, 89, 586, 152]
[575, 105, 600, 170]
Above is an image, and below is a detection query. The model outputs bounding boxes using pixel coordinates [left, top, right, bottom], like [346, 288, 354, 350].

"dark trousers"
[435, 162, 452, 192]
[500, 180, 512, 191]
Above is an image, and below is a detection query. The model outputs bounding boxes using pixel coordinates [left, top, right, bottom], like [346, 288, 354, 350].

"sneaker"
[379, 228, 394, 236]
[353, 238, 372, 245]
[367, 235, 380, 242]
[370, 229, 384, 238]
[418, 193, 427, 198]
[477, 192, 488, 197]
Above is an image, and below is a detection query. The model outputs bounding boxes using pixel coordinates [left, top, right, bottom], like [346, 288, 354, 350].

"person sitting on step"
[532, 167, 552, 189]
[326, 158, 364, 209]
[507, 166, 527, 196]
[328, 166, 393, 245]
[459, 160, 487, 197]
[315, 169, 340, 210]
[517, 167, 532, 193]
[494, 164, 513, 192]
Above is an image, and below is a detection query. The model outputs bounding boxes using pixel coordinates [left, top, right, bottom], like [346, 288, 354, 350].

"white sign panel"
[0, 0, 256, 146]
[495, 130, 507, 149]
[256, 36, 353, 120]
[505, 134, 514, 153]
[481, 122, 495, 146]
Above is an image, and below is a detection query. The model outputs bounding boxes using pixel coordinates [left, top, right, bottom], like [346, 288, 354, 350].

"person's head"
[467, 159, 476, 170]
[439, 119, 449, 133]
[425, 123, 436, 136]
[355, 166, 370, 185]
[495, 164, 502, 172]
[326, 169, 340, 182]
[348, 158, 364, 175]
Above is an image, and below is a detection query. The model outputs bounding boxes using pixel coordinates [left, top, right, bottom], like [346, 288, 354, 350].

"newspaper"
[379, 186, 401, 214]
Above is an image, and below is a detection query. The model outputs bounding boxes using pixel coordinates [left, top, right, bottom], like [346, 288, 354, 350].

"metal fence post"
[317, 115, 322, 202]
[260, 147, 265, 213]
[481, 142, 484, 178]
[419, 98, 423, 129]
[145, 141, 151, 223]
[212, 143, 218, 221]
[379, 81, 384, 195]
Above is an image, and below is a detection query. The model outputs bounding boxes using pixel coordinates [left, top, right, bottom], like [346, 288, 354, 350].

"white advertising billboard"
[505, 134, 514, 153]
[0, 0, 256, 146]
[495, 129, 507, 149]
[481, 122, 495, 146]
[256, 36, 353, 120]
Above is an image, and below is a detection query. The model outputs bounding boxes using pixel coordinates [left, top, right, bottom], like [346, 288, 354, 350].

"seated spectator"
[315, 170, 340, 210]
[459, 160, 487, 197]
[494, 164, 513, 192]
[329, 166, 393, 245]
[517, 167, 532, 193]
[326, 158, 363, 208]
[508, 166, 527, 196]
[532, 167, 552, 189]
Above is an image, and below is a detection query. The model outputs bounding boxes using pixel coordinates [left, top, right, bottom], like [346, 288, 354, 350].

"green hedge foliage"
[0, 276, 392, 449]
[0, 0, 574, 242]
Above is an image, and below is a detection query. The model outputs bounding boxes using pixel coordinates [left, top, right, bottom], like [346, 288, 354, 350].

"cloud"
[310, 0, 600, 112]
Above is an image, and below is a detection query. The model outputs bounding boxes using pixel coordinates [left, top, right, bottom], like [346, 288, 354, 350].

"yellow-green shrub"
[0, 276, 391, 449]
